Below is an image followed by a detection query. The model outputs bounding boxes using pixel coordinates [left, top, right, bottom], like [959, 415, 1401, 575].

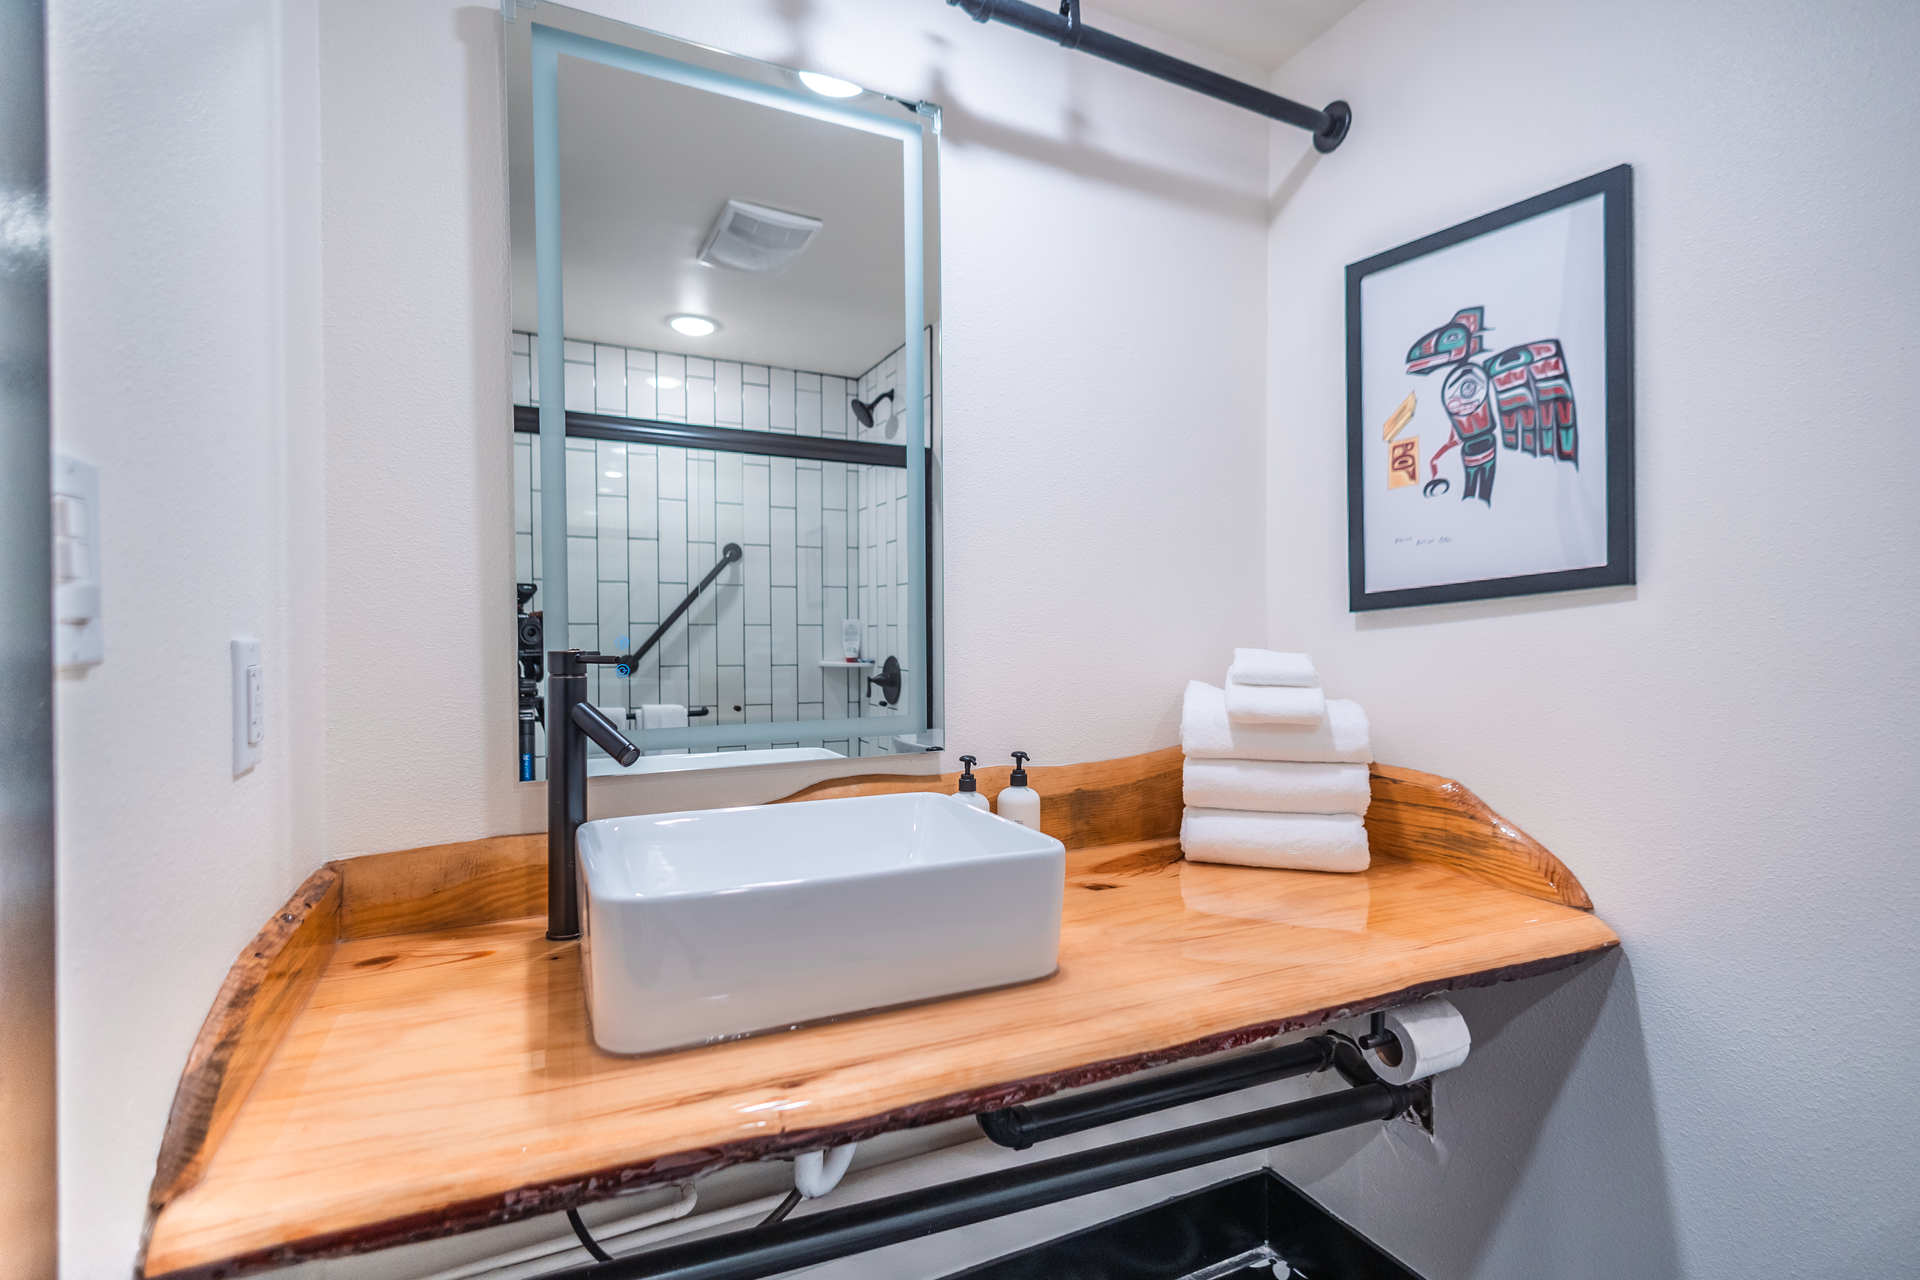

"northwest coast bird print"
[1400, 306, 1578, 505]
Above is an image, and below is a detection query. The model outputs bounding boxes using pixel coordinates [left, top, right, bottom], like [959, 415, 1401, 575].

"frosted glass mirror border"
[525, 19, 932, 753]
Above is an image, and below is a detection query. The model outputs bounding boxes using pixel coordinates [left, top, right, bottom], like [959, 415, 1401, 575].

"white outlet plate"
[231, 639, 263, 775]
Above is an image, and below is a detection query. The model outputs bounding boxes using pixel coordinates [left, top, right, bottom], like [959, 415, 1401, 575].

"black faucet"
[545, 649, 641, 940]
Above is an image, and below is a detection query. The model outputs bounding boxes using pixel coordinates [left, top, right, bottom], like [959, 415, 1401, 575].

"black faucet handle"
[571, 701, 640, 767]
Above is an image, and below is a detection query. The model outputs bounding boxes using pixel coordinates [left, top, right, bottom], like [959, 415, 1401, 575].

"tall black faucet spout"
[545, 650, 641, 940]
[572, 702, 641, 766]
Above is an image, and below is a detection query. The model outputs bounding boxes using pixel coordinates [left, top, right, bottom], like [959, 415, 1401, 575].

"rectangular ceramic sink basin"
[576, 792, 1066, 1054]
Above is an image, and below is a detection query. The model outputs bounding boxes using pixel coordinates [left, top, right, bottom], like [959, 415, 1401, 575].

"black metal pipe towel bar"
[978, 1034, 1340, 1150]
[547, 1078, 1412, 1280]
[947, 0, 1351, 152]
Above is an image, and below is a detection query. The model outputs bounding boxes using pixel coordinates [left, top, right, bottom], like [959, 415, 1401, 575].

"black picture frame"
[1345, 165, 1635, 611]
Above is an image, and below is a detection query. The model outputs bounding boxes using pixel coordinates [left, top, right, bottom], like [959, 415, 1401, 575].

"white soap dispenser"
[953, 755, 991, 812]
[996, 751, 1041, 829]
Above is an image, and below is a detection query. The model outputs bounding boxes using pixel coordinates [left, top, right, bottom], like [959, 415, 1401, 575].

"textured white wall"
[50, 2, 1273, 1275]
[48, 1, 322, 1276]
[1261, 1, 1920, 1276]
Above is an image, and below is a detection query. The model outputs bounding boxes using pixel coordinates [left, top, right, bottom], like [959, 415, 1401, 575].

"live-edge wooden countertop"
[141, 750, 1619, 1279]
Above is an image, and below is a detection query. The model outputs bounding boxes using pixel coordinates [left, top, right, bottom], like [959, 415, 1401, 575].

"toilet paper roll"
[1368, 997, 1471, 1084]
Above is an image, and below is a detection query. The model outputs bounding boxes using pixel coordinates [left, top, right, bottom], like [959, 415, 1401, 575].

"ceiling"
[510, 56, 907, 378]
[1091, 0, 1364, 72]
[507, 2, 1361, 375]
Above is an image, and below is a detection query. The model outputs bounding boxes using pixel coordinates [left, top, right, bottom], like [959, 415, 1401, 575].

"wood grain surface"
[144, 838, 1618, 1279]
[1364, 764, 1593, 910]
[775, 751, 1590, 908]
[773, 746, 1185, 849]
[146, 868, 340, 1212]
[334, 834, 545, 940]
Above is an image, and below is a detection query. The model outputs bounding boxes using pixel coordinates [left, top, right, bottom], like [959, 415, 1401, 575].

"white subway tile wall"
[514, 334, 915, 769]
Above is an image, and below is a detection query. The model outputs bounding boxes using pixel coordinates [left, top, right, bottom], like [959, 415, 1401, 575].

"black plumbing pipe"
[978, 1034, 1337, 1150]
[947, 0, 1352, 152]
[545, 1079, 1411, 1280]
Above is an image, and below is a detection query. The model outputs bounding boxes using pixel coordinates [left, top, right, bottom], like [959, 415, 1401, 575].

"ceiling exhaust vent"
[698, 200, 823, 275]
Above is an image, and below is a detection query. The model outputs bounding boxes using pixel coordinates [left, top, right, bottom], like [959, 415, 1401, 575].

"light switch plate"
[53, 455, 104, 669]
[232, 639, 263, 775]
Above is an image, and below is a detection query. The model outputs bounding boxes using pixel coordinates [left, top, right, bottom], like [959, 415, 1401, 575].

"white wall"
[48, 1, 322, 1276]
[1262, 1, 1920, 1276]
[51, 1, 1273, 1275]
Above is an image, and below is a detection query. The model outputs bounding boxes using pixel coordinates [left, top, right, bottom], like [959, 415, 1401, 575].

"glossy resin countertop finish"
[141, 751, 1619, 1279]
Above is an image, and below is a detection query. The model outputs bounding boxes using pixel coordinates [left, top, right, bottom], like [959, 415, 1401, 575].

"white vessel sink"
[576, 792, 1065, 1054]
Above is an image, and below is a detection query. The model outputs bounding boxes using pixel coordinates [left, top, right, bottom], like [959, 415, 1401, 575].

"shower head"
[851, 389, 896, 430]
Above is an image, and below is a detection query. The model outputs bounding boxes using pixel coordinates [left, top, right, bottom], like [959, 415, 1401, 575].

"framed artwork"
[1346, 165, 1634, 611]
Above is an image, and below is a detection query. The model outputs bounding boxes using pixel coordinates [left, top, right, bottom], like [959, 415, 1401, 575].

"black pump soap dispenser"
[998, 751, 1041, 829]
[953, 755, 991, 812]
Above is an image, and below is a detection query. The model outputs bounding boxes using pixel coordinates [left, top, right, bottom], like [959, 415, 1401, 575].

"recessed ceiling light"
[604, 470, 622, 478]
[648, 375, 681, 389]
[798, 71, 861, 98]
[667, 314, 718, 337]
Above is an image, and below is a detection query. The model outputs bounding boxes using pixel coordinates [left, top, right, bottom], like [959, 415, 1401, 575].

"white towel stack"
[1179, 651, 1372, 873]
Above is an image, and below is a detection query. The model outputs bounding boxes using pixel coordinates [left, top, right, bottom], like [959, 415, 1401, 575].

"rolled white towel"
[1180, 808, 1369, 873]
[1227, 649, 1318, 688]
[640, 703, 688, 729]
[1224, 677, 1326, 725]
[1181, 681, 1371, 763]
[640, 703, 688, 757]
[1183, 759, 1370, 816]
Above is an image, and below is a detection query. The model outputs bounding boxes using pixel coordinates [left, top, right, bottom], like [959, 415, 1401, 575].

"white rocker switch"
[53, 455, 104, 669]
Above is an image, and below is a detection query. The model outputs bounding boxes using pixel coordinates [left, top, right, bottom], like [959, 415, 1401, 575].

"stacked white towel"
[1226, 648, 1319, 687]
[1222, 647, 1325, 724]
[1178, 652, 1372, 874]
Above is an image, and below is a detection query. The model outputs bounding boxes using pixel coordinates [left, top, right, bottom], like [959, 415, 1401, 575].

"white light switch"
[232, 639, 263, 774]
[53, 455, 104, 669]
[246, 664, 264, 744]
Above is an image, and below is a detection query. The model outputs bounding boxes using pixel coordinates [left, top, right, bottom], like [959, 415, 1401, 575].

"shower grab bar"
[946, 0, 1351, 152]
[614, 544, 743, 675]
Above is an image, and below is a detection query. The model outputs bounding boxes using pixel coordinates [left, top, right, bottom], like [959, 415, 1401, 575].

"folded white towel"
[1181, 681, 1371, 763]
[1223, 677, 1326, 725]
[1180, 808, 1369, 873]
[640, 703, 688, 757]
[1183, 759, 1371, 815]
[1227, 649, 1318, 688]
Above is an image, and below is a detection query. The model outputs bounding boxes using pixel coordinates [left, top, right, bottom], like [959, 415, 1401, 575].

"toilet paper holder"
[1358, 1011, 1400, 1062]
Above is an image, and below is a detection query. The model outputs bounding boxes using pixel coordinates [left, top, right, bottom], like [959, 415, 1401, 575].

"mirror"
[504, 6, 941, 782]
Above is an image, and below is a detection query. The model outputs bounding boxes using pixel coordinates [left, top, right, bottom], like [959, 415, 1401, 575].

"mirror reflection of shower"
[510, 333, 920, 779]
[503, 6, 937, 781]
[851, 389, 896, 435]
